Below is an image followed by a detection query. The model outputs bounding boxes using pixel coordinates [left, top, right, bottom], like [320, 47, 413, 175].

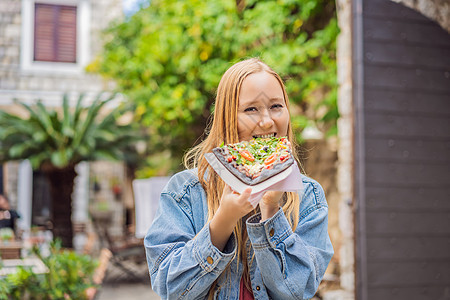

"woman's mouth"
[253, 133, 276, 139]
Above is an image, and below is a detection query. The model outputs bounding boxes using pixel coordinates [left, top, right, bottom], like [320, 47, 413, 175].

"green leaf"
[93, 150, 120, 161]
[51, 150, 68, 168]
[73, 93, 85, 128]
[29, 152, 50, 169]
[33, 131, 47, 143]
[9, 143, 30, 158]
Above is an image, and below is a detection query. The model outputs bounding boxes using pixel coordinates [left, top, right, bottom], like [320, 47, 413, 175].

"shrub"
[0, 240, 98, 300]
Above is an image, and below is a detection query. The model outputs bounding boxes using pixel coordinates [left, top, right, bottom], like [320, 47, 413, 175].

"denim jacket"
[145, 169, 333, 299]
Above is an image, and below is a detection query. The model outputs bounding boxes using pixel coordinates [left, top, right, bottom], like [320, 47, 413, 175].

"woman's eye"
[271, 104, 283, 109]
[244, 107, 258, 112]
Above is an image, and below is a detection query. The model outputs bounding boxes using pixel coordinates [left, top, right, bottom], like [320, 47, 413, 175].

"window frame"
[20, 0, 90, 74]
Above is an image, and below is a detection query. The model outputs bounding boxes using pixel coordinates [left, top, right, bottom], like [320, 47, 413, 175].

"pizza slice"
[212, 137, 294, 186]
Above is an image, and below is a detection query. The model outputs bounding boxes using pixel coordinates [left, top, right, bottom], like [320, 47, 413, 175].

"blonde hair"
[183, 58, 301, 296]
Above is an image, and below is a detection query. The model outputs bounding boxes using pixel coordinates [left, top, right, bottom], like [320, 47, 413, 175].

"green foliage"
[0, 228, 14, 241]
[0, 93, 143, 170]
[92, 0, 338, 174]
[0, 240, 98, 300]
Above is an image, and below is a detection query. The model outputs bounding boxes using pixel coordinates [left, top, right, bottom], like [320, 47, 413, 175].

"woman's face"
[237, 71, 290, 142]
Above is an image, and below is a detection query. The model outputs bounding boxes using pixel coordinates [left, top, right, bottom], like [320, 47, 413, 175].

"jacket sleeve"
[144, 182, 236, 300]
[246, 179, 334, 299]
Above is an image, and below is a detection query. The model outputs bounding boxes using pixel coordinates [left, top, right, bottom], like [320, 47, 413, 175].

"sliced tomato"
[280, 155, 289, 161]
[227, 157, 233, 162]
[239, 150, 255, 162]
[264, 153, 277, 165]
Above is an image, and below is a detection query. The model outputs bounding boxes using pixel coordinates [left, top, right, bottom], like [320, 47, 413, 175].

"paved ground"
[96, 257, 161, 300]
[98, 282, 160, 300]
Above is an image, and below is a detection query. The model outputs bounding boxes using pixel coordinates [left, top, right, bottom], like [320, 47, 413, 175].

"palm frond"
[72, 93, 114, 150]
[35, 101, 60, 141]
[73, 93, 85, 129]
[13, 100, 59, 149]
[62, 93, 73, 137]
[1, 92, 143, 169]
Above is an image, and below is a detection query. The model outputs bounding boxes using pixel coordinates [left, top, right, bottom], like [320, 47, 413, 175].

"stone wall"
[90, 0, 124, 55]
[333, 0, 355, 298]
[0, 0, 122, 106]
[0, 0, 21, 90]
[391, 0, 450, 33]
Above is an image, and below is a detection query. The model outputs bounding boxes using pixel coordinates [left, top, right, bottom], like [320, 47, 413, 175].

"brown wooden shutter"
[34, 3, 77, 63]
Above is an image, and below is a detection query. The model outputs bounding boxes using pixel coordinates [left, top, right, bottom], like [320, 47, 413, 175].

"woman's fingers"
[223, 185, 253, 206]
[240, 187, 252, 200]
[219, 185, 254, 220]
[239, 188, 253, 212]
[224, 185, 252, 197]
[262, 191, 283, 205]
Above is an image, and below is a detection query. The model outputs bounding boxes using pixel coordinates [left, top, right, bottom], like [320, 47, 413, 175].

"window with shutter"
[34, 3, 77, 63]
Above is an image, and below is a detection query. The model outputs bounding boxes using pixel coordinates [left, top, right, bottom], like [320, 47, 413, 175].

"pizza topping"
[212, 136, 293, 181]
[248, 162, 263, 175]
[264, 153, 277, 165]
[239, 150, 255, 162]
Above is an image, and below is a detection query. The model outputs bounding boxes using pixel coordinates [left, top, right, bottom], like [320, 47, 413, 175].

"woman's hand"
[209, 185, 253, 251]
[219, 185, 254, 223]
[259, 191, 284, 222]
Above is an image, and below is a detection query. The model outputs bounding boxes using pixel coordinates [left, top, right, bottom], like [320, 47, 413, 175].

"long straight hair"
[183, 58, 301, 296]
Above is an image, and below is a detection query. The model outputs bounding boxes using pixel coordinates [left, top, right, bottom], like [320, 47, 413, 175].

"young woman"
[145, 58, 333, 299]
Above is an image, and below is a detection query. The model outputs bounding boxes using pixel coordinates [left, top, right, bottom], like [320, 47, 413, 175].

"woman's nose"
[259, 111, 274, 128]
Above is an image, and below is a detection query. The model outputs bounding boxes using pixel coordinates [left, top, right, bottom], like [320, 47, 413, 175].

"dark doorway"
[32, 170, 51, 228]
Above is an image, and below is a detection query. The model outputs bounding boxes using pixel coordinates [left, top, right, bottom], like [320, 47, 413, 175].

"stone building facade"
[0, 0, 125, 250]
[0, 0, 122, 106]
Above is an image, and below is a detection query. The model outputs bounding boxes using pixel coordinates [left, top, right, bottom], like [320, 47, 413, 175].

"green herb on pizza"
[212, 137, 294, 185]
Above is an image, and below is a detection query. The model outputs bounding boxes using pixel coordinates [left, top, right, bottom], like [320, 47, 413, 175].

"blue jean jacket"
[144, 169, 334, 299]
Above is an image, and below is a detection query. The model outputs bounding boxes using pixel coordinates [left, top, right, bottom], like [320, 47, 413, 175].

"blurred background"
[0, 0, 449, 299]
